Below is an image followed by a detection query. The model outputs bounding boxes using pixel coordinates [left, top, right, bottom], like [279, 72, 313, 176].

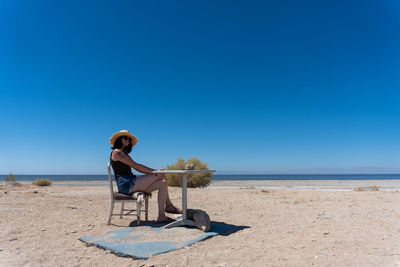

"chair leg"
[145, 198, 149, 221]
[120, 202, 124, 219]
[136, 201, 141, 226]
[107, 200, 114, 225]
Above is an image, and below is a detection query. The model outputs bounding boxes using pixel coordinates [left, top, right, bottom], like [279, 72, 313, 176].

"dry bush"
[5, 173, 16, 186]
[33, 178, 52, 186]
[166, 158, 212, 188]
[354, 185, 380, 192]
[371, 185, 380, 191]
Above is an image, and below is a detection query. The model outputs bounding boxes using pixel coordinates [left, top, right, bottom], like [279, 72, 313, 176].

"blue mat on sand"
[79, 222, 241, 259]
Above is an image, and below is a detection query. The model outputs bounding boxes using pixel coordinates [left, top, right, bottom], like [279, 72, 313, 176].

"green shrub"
[5, 173, 16, 185]
[165, 157, 212, 188]
[33, 178, 52, 186]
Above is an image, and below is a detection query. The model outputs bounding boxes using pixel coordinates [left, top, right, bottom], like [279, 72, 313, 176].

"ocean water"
[2, 174, 400, 181]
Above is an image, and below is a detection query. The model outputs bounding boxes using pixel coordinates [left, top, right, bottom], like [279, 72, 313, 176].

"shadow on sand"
[128, 220, 250, 236]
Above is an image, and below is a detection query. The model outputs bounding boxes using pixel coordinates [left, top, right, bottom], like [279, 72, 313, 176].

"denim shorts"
[116, 174, 137, 195]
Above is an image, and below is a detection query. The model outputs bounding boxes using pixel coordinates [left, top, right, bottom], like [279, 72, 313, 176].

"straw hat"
[109, 130, 138, 147]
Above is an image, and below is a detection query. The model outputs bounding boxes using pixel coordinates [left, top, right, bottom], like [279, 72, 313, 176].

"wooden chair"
[107, 162, 151, 225]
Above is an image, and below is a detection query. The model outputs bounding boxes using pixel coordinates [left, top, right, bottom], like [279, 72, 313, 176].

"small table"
[152, 169, 216, 228]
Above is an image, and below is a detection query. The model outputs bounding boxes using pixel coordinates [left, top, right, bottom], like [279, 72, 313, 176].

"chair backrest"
[107, 162, 115, 197]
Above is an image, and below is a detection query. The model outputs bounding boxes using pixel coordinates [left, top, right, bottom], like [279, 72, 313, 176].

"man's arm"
[112, 149, 156, 174]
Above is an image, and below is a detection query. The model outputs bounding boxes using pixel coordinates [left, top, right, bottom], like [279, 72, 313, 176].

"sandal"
[156, 217, 175, 224]
[165, 204, 182, 214]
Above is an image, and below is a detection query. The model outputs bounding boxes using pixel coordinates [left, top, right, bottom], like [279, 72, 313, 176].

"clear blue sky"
[1, 0, 399, 174]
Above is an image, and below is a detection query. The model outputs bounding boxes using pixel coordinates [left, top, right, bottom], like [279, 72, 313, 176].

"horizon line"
[2, 173, 400, 176]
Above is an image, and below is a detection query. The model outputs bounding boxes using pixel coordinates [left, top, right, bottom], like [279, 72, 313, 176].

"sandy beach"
[2, 181, 400, 266]
[17, 179, 400, 191]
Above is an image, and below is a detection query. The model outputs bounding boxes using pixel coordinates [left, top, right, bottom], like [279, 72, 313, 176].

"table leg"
[182, 173, 187, 220]
[164, 173, 196, 229]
